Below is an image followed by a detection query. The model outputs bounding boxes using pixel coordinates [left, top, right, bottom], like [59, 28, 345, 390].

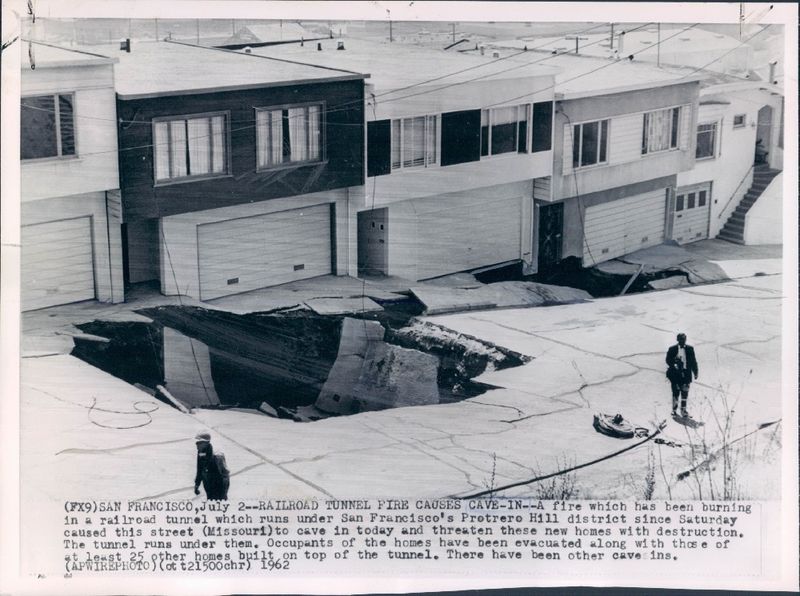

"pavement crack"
[56, 437, 189, 456]
[500, 404, 582, 424]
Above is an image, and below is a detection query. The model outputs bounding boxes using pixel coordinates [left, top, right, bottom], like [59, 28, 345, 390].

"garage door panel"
[583, 190, 666, 265]
[672, 183, 711, 244]
[22, 217, 95, 311]
[198, 204, 332, 300]
[414, 194, 522, 279]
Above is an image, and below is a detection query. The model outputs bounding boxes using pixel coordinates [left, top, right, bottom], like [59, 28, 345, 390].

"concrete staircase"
[717, 164, 782, 244]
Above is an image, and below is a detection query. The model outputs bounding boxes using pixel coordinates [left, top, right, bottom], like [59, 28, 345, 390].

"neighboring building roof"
[74, 40, 366, 100]
[236, 23, 324, 43]
[464, 46, 707, 100]
[22, 40, 118, 70]
[239, 38, 559, 92]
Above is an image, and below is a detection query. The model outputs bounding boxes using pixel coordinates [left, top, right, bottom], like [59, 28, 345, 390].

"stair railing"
[718, 164, 755, 219]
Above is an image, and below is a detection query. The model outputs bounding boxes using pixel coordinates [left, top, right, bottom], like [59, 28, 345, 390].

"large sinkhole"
[71, 304, 528, 422]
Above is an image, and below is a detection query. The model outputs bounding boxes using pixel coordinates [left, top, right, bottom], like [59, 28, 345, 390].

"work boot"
[681, 408, 688, 418]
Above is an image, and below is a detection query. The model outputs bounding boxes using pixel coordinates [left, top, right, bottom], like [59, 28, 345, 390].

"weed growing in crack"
[643, 447, 656, 500]
[533, 456, 579, 500]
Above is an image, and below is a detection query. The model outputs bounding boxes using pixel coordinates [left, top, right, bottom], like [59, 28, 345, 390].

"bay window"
[642, 106, 681, 154]
[572, 119, 609, 168]
[154, 113, 228, 182]
[481, 104, 529, 157]
[390, 114, 438, 170]
[256, 103, 322, 169]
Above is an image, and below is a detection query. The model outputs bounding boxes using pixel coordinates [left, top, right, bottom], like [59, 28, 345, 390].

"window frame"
[21, 92, 78, 162]
[390, 113, 440, 171]
[732, 114, 746, 128]
[695, 121, 719, 161]
[152, 110, 231, 186]
[254, 101, 326, 172]
[480, 103, 531, 159]
[641, 106, 682, 156]
[571, 118, 610, 169]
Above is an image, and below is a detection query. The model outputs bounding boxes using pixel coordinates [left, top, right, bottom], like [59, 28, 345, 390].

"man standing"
[666, 333, 699, 417]
[194, 431, 230, 500]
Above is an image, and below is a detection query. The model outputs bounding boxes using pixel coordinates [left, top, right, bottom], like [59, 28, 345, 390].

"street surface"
[21, 268, 783, 510]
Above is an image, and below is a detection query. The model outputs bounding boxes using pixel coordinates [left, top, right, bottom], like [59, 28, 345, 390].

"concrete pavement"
[21, 268, 784, 506]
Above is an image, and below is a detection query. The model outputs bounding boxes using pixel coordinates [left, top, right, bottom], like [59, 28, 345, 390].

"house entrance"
[357, 208, 388, 276]
[537, 202, 564, 270]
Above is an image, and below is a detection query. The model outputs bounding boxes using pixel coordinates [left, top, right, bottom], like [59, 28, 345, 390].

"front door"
[672, 183, 711, 244]
[357, 208, 388, 276]
[538, 202, 564, 270]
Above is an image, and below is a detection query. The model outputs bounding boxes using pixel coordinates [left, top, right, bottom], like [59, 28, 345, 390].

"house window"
[695, 122, 718, 159]
[390, 115, 438, 170]
[676, 194, 684, 211]
[572, 119, 609, 168]
[481, 104, 529, 157]
[256, 104, 322, 169]
[733, 114, 746, 128]
[642, 106, 681, 154]
[153, 113, 228, 182]
[21, 93, 76, 160]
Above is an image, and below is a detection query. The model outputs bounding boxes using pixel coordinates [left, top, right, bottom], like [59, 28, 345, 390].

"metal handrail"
[718, 164, 755, 219]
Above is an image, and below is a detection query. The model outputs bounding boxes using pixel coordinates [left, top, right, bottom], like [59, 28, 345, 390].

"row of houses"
[20, 30, 783, 311]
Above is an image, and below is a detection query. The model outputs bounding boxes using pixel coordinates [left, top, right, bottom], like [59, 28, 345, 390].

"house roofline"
[116, 74, 367, 101]
[22, 39, 119, 67]
[555, 75, 705, 101]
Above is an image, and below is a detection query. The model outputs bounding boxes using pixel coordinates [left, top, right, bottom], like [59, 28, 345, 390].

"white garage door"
[583, 189, 667, 265]
[22, 217, 95, 311]
[198, 204, 332, 300]
[672, 183, 711, 244]
[414, 194, 522, 279]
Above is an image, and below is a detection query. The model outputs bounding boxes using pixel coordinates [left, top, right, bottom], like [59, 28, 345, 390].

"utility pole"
[387, 9, 393, 42]
[566, 35, 588, 54]
[739, 3, 744, 39]
[155, 18, 159, 41]
[196, 19, 200, 45]
[610, 23, 615, 49]
[452, 22, 456, 44]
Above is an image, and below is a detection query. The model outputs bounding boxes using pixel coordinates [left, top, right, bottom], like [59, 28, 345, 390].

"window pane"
[490, 106, 518, 155]
[676, 195, 684, 211]
[531, 101, 552, 152]
[187, 117, 210, 175]
[403, 116, 425, 167]
[572, 124, 580, 168]
[153, 121, 170, 180]
[599, 119, 608, 163]
[391, 119, 401, 169]
[58, 95, 75, 156]
[21, 95, 57, 159]
[695, 124, 716, 159]
[210, 115, 225, 173]
[287, 107, 308, 162]
[426, 115, 437, 164]
[670, 107, 680, 148]
[581, 121, 598, 166]
[644, 108, 671, 153]
[308, 105, 321, 161]
[480, 109, 489, 157]
[169, 120, 187, 178]
[687, 192, 695, 209]
[256, 111, 270, 168]
[270, 110, 282, 164]
[517, 105, 529, 153]
[698, 190, 706, 207]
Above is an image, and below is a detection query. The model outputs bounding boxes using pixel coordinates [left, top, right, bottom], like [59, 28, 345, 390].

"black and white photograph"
[1, 1, 797, 593]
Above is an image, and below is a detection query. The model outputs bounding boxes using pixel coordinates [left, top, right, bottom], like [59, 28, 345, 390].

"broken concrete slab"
[316, 318, 439, 415]
[411, 281, 592, 315]
[594, 260, 644, 276]
[21, 333, 76, 357]
[304, 296, 383, 315]
[680, 259, 730, 284]
[421, 272, 484, 289]
[711, 258, 782, 279]
[620, 242, 694, 269]
[97, 311, 154, 324]
[647, 275, 690, 290]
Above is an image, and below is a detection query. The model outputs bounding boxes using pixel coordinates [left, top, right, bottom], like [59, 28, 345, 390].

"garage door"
[583, 189, 667, 265]
[22, 217, 95, 311]
[414, 194, 522, 280]
[198, 204, 332, 300]
[672, 183, 711, 244]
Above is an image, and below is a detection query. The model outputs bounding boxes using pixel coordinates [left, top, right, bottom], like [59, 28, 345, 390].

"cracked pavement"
[21, 268, 784, 522]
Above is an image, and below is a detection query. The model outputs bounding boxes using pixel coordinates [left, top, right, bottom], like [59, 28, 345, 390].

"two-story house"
[107, 40, 366, 301]
[20, 42, 124, 311]
[482, 42, 705, 271]
[245, 38, 557, 281]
